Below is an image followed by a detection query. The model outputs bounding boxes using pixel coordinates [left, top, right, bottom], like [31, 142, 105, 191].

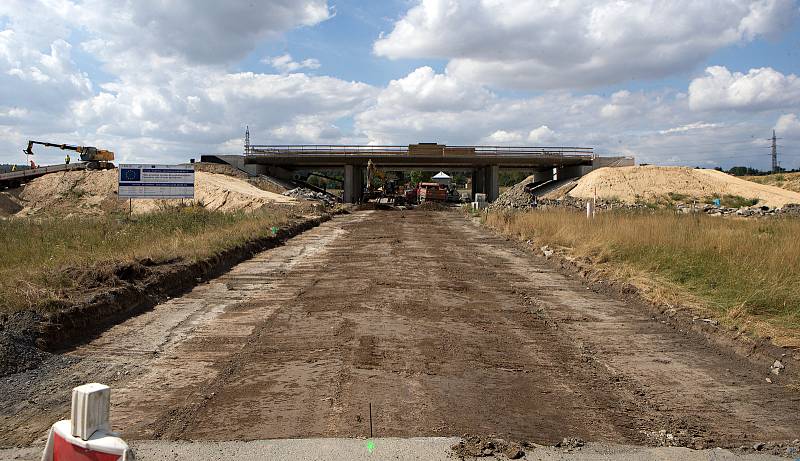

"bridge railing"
[246, 145, 594, 159]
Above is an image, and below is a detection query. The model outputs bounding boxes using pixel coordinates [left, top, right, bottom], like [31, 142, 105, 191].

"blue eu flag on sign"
[121, 168, 141, 181]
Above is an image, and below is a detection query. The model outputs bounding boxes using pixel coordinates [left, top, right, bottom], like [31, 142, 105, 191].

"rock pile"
[488, 175, 537, 210]
[450, 435, 525, 459]
[495, 194, 800, 218]
[283, 187, 338, 206]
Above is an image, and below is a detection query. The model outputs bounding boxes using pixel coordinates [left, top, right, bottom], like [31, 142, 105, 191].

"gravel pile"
[283, 187, 338, 206]
[488, 175, 537, 210]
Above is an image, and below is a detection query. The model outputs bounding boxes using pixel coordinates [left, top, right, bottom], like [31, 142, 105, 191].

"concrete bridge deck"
[237, 144, 618, 203]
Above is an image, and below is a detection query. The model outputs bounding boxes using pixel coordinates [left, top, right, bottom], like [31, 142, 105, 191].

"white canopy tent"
[432, 171, 451, 186]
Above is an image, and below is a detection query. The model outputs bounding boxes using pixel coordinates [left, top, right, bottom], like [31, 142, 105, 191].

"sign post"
[118, 165, 195, 213]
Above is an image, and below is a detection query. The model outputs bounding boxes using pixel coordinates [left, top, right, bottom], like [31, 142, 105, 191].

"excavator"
[23, 140, 115, 170]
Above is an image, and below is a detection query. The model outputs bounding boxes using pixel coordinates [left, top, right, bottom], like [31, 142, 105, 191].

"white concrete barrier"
[41, 383, 134, 461]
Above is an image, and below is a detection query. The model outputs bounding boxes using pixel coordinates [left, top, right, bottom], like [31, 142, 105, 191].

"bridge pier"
[486, 165, 499, 202]
[471, 166, 499, 202]
[343, 164, 364, 203]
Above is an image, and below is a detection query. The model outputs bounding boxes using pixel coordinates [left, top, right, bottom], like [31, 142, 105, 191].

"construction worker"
[65, 154, 70, 165]
[29, 159, 37, 169]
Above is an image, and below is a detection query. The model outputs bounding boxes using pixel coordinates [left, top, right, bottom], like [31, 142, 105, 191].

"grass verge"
[485, 209, 800, 346]
[0, 205, 292, 313]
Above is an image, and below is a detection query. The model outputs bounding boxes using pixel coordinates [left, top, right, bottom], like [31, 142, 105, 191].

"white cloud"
[265, 54, 321, 73]
[689, 66, 800, 111]
[374, 0, 798, 90]
[0, 0, 362, 165]
[78, 0, 331, 66]
[484, 130, 523, 144]
[659, 122, 722, 135]
[528, 126, 556, 144]
[776, 113, 800, 136]
[377, 66, 492, 112]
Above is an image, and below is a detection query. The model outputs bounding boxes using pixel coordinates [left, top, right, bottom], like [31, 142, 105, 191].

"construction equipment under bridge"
[205, 143, 633, 203]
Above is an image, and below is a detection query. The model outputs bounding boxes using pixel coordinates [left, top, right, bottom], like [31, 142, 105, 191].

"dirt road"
[1, 210, 798, 449]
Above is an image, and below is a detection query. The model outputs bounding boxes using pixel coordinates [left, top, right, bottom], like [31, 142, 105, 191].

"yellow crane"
[23, 140, 115, 170]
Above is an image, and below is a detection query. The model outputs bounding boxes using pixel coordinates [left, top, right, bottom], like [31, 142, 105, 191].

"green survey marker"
[365, 439, 375, 453]
[271, 226, 278, 236]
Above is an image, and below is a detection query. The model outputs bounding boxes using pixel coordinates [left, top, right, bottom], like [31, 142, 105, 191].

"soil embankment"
[0, 214, 331, 376]
[15, 169, 295, 217]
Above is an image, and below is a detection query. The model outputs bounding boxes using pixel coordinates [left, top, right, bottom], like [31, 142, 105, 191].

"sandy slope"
[567, 166, 800, 208]
[16, 169, 294, 216]
[743, 172, 800, 193]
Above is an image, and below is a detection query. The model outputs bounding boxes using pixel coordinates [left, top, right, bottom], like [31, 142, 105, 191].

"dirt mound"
[190, 162, 249, 179]
[450, 435, 526, 459]
[0, 191, 23, 217]
[16, 170, 295, 216]
[567, 166, 800, 208]
[415, 201, 453, 211]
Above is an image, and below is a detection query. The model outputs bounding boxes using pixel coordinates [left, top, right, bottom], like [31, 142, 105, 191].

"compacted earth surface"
[1, 210, 798, 457]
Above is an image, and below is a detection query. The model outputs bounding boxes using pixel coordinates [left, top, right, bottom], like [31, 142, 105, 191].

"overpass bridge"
[205, 143, 631, 203]
[0, 162, 92, 190]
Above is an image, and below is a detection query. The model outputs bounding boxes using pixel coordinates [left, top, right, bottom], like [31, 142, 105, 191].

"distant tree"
[727, 166, 764, 176]
[409, 170, 430, 186]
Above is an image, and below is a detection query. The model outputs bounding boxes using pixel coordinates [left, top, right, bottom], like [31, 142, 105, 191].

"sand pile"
[564, 166, 800, 208]
[16, 169, 295, 216]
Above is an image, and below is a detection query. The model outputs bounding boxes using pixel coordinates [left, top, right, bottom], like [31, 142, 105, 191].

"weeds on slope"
[485, 209, 800, 345]
[0, 206, 291, 313]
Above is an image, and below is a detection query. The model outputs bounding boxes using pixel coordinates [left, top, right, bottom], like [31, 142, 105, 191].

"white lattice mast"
[244, 125, 251, 154]
[770, 129, 778, 173]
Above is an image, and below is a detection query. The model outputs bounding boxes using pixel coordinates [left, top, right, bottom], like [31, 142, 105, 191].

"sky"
[0, 0, 799, 170]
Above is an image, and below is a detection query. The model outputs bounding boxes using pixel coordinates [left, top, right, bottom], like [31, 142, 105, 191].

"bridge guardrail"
[245, 145, 595, 159]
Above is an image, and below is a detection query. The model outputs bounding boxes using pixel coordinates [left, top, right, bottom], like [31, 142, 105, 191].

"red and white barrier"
[41, 383, 134, 461]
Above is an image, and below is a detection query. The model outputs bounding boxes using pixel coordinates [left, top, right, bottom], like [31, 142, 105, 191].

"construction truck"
[24, 140, 115, 170]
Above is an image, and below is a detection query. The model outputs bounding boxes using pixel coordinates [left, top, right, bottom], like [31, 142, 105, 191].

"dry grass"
[0, 205, 292, 313]
[743, 172, 800, 193]
[485, 209, 800, 346]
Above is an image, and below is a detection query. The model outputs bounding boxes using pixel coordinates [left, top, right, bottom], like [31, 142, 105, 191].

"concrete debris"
[541, 246, 554, 258]
[753, 442, 765, 451]
[770, 360, 784, 375]
[283, 187, 338, 205]
[765, 377, 773, 383]
[488, 175, 538, 210]
[450, 435, 526, 459]
[556, 437, 585, 449]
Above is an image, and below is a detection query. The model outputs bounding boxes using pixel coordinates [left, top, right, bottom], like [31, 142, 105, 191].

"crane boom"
[22, 140, 115, 169]
[24, 141, 81, 156]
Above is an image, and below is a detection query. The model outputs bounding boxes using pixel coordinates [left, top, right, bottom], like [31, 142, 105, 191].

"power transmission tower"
[771, 130, 778, 172]
[768, 130, 783, 173]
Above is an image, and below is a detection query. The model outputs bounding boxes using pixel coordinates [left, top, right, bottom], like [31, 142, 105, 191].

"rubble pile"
[488, 175, 537, 210]
[283, 187, 338, 206]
